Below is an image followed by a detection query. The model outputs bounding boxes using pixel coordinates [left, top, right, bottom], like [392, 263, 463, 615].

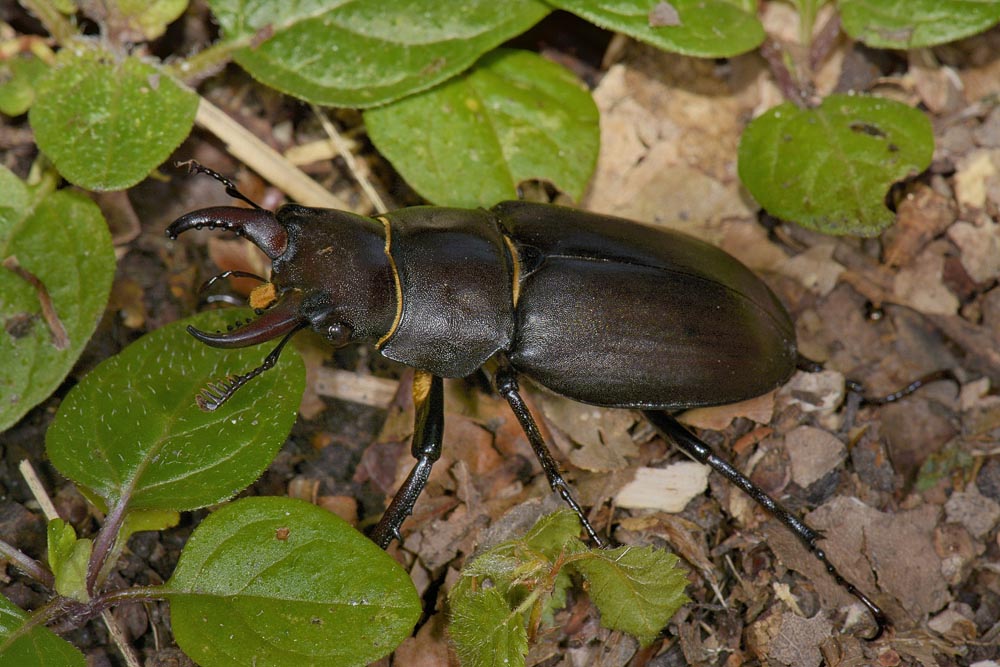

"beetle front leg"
[644, 410, 889, 640]
[495, 361, 605, 548]
[371, 371, 444, 549]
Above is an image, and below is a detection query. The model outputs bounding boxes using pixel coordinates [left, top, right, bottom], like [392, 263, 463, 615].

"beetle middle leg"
[371, 370, 444, 549]
[494, 359, 606, 547]
[643, 410, 889, 640]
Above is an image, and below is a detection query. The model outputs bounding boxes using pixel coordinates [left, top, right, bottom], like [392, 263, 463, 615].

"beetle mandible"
[167, 162, 890, 639]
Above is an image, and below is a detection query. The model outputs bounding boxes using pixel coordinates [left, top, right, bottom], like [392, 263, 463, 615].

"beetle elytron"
[167, 163, 889, 639]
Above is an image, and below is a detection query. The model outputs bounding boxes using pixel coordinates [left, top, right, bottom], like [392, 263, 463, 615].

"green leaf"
[737, 94, 933, 236]
[521, 508, 587, 559]
[365, 49, 599, 207]
[120, 508, 181, 537]
[0, 54, 50, 117]
[46, 520, 92, 603]
[208, 0, 549, 108]
[29, 45, 197, 190]
[0, 169, 114, 432]
[550, 0, 764, 57]
[0, 594, 86, 666]
[166, 497, 420, 667]
[840, 0, 1000, 49]
[45, 310, 305, 512]
[113, 0, 189, 40]
[449, 585, 529, 667]
[571, 545, 688, 646]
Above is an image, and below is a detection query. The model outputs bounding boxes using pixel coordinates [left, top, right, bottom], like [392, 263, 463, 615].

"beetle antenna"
[198, 270, 268, 294]
[177, 160, 264, 210]
[195, 322, 306, 411]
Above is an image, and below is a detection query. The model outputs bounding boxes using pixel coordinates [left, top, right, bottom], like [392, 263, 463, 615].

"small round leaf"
[208, 0, 549, 108]
[46, 310, 305, 512]
[167, 497, 420, 667]
[841, 0, 1000, 49]
[571, 545, 689, 646]
[0, 168, 114, 431]
[550, 0, 764, 57]
[365, 49, 599, 207]
[0, 594, 86, 666]
[30, 46, 197, 190]
[738, 94, 933, 236]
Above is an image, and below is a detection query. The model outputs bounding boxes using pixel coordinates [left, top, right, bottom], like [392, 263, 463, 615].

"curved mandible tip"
[187, 290, 305, 349]
[166, 206, 288, 259]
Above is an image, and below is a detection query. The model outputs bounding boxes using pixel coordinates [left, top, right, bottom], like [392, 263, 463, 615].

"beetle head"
[166, 168, 394, 410]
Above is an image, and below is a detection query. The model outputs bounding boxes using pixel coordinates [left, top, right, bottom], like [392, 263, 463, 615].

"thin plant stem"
[18, 0, 77, 44]
[86, 497, 129, 595]
[0, 538, 54, 588]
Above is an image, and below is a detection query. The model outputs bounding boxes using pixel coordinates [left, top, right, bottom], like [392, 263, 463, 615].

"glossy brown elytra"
[167, 162, 919, 640]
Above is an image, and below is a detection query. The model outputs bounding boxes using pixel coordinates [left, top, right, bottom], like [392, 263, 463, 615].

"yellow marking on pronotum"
[412, 368, 433, 404]
[504, 236, 522, 307]
[249, 282, 278, 310]
[376, 215, 403, 348]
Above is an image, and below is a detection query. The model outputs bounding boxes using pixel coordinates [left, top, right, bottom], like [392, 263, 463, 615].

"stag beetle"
[166, 163, 914, 640]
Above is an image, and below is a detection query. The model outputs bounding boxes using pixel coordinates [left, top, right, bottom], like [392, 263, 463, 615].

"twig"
[310, 103, 387, 214]
[759, 39, 809, 108]
[194, 97, 350, 210]
[101, 610, 141, 667]
[19, 0, 76, 44]
[0, 538, 54, 588]
[4, 257, 70, 350]
[18, 459, 59, 521]
[86, 497, 128, 595]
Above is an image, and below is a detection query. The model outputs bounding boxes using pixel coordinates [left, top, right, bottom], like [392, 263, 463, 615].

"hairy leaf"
[0, 168, 114, 431]
[30, 46, 197, 190]
[449, 585, 529, 667]
[0, 594, 85, 666]
[571, 545, 688, 646]
[550, 0, 764, 57]
[0, 54, 49, 116]
[167, 497, 420, 667]
[738, 94, 933, 236]
[841, 0, 1000, 48]
[47, 520, 92, 603]
[46, 310, 304, 512]
[365, 49, 599, 207]
[208, 0, 549, 107]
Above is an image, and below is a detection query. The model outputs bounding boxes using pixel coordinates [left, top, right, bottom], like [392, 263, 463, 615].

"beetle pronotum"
[167, 162, 945, 640]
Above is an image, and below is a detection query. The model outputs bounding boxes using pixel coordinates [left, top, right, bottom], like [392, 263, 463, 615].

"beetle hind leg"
[643, 411, 889, 640]
[495, 361, 605, 548]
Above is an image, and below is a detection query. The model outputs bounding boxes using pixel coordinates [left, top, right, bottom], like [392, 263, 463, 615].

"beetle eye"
[324, 322, 353, 346]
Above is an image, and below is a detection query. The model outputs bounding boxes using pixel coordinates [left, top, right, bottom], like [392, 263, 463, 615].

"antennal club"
[176, 160, 264, 210]
[196, 322, 307, 411]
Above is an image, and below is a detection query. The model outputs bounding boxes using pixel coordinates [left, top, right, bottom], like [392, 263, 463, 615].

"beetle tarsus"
[798, 355, 956, 407]
[644, 410, 889, 640]
[853, 368, 958, 406]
